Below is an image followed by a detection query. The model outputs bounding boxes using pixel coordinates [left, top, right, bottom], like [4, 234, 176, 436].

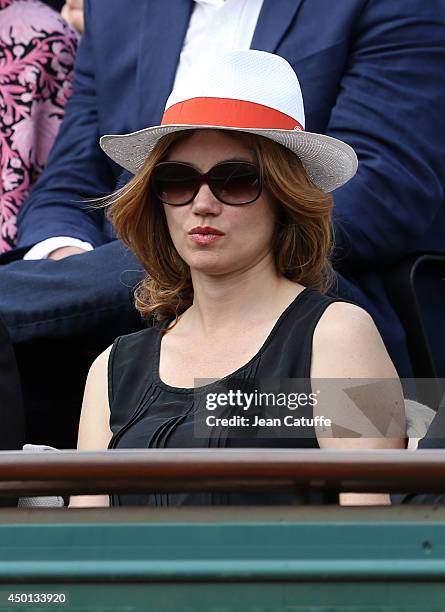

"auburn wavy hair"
[106, 129, 334, 324]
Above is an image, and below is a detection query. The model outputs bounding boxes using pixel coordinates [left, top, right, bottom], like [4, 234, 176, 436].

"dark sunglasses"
[150, 160, 263, 206]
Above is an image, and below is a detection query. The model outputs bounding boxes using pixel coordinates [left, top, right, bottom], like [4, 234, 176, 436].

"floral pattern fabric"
[0, 0, 78, 252]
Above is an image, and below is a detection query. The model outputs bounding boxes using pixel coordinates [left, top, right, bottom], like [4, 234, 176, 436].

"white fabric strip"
[24, 237, 94, 260]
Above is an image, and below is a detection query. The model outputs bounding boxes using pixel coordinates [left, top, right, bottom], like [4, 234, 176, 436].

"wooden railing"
[0, 448, 444, 498]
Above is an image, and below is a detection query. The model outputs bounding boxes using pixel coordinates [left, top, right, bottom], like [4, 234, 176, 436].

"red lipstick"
[189, 226, 224, 235]
[188, 226, 225, 245]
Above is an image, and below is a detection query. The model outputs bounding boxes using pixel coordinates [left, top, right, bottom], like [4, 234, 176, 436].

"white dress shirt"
[24, 0, 264, 260]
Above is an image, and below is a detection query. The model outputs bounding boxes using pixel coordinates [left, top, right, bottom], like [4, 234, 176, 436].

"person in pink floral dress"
[0, 0, 79, 253]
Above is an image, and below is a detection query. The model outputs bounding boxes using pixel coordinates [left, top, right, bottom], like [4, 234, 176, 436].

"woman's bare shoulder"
[78, 345, 114, 448]
[311, 301, 398, 378]
[89, 345, 113, 375]
[316, 300, 375, 332]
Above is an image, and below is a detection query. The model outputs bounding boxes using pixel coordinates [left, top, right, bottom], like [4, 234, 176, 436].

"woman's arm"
[69, 346, 113, 507]
[311, 302, 406, 506]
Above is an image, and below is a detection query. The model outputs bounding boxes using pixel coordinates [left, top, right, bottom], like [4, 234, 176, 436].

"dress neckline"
[152, 286, 312, 394]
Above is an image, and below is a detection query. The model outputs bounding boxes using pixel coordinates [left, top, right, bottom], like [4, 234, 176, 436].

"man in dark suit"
[1, 0, 445, 444]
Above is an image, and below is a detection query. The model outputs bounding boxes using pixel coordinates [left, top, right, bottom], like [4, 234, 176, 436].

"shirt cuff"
[23, 237, 94, 260]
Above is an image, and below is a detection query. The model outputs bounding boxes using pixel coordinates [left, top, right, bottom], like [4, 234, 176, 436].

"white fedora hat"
[100, 50, 358, 193]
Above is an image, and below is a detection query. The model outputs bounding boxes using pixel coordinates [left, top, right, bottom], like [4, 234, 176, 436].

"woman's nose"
[190, 183, 222, 214]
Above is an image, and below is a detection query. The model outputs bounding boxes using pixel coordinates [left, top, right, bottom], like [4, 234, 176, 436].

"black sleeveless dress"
[108, 287, 344, 506]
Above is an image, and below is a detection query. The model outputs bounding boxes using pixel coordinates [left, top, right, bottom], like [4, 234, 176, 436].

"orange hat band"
[161, 97, 303, 131]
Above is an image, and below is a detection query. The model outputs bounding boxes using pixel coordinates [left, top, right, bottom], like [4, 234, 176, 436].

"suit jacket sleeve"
[329, 0, 445, 272]
[16, 0, 114, 251]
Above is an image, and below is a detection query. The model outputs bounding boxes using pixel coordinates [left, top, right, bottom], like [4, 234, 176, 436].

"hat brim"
[99, 124, 358, 193]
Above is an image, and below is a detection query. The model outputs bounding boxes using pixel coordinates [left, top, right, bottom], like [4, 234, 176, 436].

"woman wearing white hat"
[70, 50, 405, 508]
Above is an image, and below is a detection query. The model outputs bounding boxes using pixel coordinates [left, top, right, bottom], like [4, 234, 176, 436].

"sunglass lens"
[152, 163, 198, 205]
[209, 162, 261, 204]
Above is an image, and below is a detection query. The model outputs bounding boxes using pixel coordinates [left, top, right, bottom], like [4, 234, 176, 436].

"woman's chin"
[186, 252, 231, 275]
